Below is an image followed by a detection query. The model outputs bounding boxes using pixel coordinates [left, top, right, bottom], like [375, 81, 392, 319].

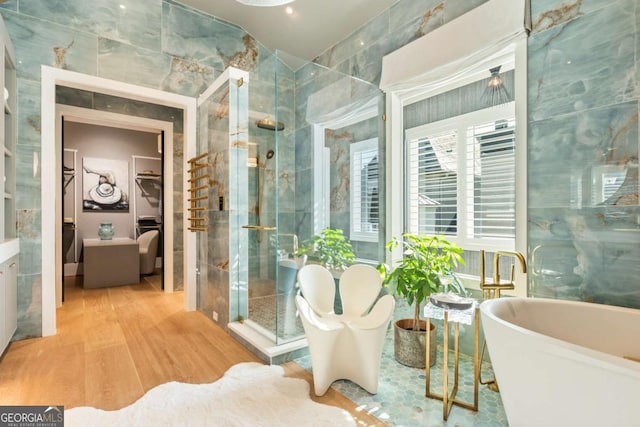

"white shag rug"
[65, 362, 355, 427]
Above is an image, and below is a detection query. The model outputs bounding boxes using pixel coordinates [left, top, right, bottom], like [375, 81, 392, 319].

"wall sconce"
[481, 66, 510, 107]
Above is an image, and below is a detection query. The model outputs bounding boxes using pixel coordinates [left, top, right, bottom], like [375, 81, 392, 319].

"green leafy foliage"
[379, 234, 464, 330]
[294, 228, 355, 270]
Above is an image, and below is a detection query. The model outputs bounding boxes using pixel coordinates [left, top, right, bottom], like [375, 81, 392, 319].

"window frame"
[350, 137, 379, 242]
[404, 102, 516, 252]
[383, 36, 527, 297]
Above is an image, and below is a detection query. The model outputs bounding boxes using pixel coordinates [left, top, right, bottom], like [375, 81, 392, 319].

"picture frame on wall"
[82, 157, 130, 211]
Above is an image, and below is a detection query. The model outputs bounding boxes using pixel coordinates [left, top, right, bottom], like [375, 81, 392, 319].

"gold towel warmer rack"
[187, 152, 209, 232]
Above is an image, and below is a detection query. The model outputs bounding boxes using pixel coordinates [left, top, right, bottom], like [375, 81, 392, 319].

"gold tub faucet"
[479, 250, 527, 392]
[480, 250, 527, 300]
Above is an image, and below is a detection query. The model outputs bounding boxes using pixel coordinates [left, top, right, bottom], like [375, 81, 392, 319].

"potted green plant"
[294, 227, 355, 271]
[294, 228, 356, 314]
[379, 233, 465, 368]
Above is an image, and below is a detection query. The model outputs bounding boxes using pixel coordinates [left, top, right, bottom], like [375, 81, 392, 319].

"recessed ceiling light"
[119, 4, 126, 9]
[235, 0, 295, 6]
[285, 6, 294, 14]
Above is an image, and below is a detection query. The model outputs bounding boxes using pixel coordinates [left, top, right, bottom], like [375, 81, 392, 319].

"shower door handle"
[242, 225, 276, 231]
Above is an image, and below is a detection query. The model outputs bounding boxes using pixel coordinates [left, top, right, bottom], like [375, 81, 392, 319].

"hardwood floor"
[0, 275, 384, 426]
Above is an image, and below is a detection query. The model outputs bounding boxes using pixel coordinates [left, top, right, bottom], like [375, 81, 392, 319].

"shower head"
[256, 117, 285, 131]
[266, 149, 275, 159]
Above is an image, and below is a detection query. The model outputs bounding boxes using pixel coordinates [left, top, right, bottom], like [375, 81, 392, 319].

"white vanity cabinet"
[0, 240, 18, 354]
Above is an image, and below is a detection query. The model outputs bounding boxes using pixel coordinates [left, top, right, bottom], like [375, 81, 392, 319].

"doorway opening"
[41, 67, 197, 336]
[59, 105, 171, 301]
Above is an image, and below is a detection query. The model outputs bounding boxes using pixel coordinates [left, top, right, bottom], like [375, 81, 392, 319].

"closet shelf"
[136, 172, 161, 180]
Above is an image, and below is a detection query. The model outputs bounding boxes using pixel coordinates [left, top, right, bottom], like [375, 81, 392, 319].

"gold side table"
[425, 300, 480, 421]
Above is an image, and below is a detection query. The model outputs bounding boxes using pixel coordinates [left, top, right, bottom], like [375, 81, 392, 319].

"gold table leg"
[425, 308, 480, 420]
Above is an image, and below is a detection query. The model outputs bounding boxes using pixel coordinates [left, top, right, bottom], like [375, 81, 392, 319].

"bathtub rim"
[480, 297, 640, 377]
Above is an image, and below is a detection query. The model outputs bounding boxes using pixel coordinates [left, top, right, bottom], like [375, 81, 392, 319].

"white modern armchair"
[138, 230, 159, 275]
[295, 263, 395, 396]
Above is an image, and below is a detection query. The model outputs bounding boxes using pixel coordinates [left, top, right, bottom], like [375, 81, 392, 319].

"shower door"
[195, 67, 249, 327]
[243, 50, 303, 344]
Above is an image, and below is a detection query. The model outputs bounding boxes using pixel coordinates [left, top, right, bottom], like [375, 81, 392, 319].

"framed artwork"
[82, 157, 129, 211]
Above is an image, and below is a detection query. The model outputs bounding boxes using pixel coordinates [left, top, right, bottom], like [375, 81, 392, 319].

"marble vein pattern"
[528, 0, 637, 121]
[15, 208, 43, 340]
[313, 11, 389, 69]
[531, 0, 614, 32]
[528, 0, 640, 308]
[224, 34, 259, 71]
[162, 2, 255, 73]
[53, 40, 75, 69]
[415, 2, 445, 38]
[328, 134, 351, 214]
[532, 0, 584, 33]
[18, 0, 162, 52]
[17, 79, 41, 148]
[528, 102, 638, 208]
[1, 10, 98, 81]
[98, 38, 172, 90]
[16, 274, 43, 340]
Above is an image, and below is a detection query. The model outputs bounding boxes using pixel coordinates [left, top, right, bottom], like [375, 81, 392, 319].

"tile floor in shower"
[248, 286, 508, 425]
[248, 293, 305, 341]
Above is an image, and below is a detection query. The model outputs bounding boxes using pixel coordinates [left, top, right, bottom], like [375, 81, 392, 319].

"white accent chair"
[138, 230, 159, 275]
[296, 263, 395, 396]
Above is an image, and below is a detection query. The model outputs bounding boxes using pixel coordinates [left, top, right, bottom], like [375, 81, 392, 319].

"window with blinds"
[350, 138, 379, 242]
[467, 118, 516, 239]
[407, 130, 458, 236]
[405, 102, 515, 248]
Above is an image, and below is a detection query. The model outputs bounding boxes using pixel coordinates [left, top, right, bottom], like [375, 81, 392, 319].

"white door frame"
[41, 66, 197, 336]
[57, 104, 173, 306]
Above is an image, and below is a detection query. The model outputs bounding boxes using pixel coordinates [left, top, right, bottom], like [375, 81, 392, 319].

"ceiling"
[179, 0, 399, 62]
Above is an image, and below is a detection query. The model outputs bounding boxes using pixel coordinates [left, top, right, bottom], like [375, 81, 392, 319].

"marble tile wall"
[200, 81, 235, 328]
[315, 0, 640, 308]
[527, 0, 640, 307]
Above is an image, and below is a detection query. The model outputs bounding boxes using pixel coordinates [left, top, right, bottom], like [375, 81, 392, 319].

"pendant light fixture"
[481, 65, 510, 107]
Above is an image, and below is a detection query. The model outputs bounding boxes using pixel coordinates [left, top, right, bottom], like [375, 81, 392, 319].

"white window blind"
[405, 102, 515, 249]
[350, 138, 379, 242]
[466, 118, 516, 239]
[407, 130, 458, 236]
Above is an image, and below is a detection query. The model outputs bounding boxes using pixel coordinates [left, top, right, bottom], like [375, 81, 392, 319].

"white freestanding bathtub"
[480, 297, 640, 427]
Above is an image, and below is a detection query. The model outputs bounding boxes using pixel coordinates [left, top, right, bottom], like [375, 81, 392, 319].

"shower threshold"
[228, 320, 308, 365]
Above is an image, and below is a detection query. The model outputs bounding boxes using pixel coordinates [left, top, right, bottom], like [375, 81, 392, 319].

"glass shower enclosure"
[196, 50, 385, 355]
